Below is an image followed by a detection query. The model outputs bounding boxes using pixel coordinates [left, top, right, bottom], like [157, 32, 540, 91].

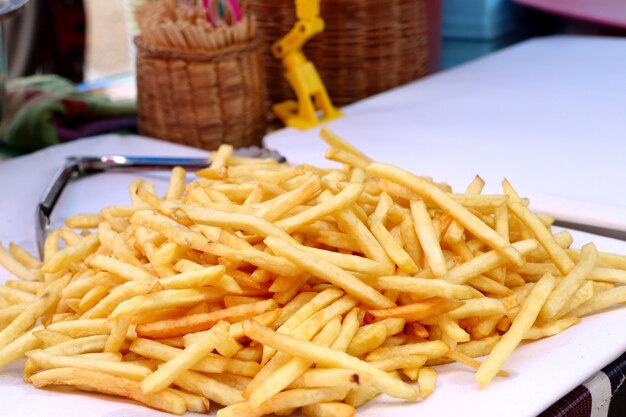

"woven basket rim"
[134, 36, 263, 62]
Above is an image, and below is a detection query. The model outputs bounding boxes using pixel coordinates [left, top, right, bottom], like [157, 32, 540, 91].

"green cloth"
[0, 74, 136, 152]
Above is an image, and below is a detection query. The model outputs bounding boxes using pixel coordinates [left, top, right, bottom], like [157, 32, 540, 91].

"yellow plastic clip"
[271, 0, 343, 129]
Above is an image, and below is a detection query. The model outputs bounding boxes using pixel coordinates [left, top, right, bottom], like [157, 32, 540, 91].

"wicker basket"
[135, 37, 267, 150]
[248, 0, 431, 109]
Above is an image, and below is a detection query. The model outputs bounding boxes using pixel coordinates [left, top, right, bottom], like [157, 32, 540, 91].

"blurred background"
[18, 1, 626, 79]
[3, 0, 626, 94]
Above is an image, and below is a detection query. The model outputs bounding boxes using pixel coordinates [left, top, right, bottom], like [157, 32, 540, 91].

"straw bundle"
[135, 0, 257, 52]
[135, 0, 267, 150]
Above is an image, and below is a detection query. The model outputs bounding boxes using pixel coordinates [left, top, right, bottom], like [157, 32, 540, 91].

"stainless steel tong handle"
[36, 156, 212, 258]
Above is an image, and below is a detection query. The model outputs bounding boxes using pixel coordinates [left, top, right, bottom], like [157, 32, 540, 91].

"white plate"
[2, 135, 626, 416]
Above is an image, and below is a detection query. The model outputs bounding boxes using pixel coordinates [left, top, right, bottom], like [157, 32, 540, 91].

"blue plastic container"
[443, 0, 531, 40]
[441, 0, 561, 68]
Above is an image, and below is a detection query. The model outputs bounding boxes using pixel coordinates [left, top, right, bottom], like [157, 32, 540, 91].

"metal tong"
[37, 156, 210, 258]
[36, 150, 285, 259]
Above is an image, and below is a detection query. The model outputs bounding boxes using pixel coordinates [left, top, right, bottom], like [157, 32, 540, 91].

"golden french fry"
[131, 210, 211, 252]
[365, 340, 449, 361]
[290, 368, 373, 389]
[210, 320, 243, 358]
[540, 242, 597, 322]
[367, 275, 477, 299]
[0, 242, 37, 281]
[566, 285, 626, 318]
[525, 317, 580, 340]
[207, 242, 302, 277]
[8, 242, 42, 270]
[82, 279, 158, 319]
[366, 163, 523, 266]
[131, 338, 223, 373]
[417, 367, 437, 398]
[65, 214, 101, 229]
[331, 307, 361, 352]
[344, 385, 380, 408]
[568, 248, 626, 270]
[6, 280, 45, 294]
[446, 350, 508, 377]
[175, 369, 244, 406]
[27, 350, 151, 380]
[445, 176, 485, 244]
[316, 230, 361, 253]
[76, 352, 123, 361]
[141, 321, 228, 393]
[368, 214, 418, 274]
[507, 200, 574, 274]
[105, 316, 131, 353]
[302, 402, 356, 417]
[587, 267, 626, 284]
[476, 273, 555, 387]
[0, 276, 69, 350]
[332, 208, 394, 270]
[166, 167, 187, 201]
[297, 246, 390, 276]
[0, 285, 38, 304]
[439, 314, 470, 343]
[43, 335, 108, 356]
[320, 127, 372, 163]
[444, 239, 539, 284]
[346, 322, 387, 357]
[257, 295, 357, 370]
[46, 319, 112, 338]
[276, 183, 364, 233]
[554, 281, 594, 319]
[243, 319, 418, 401]
[110, 287, 225, 318]
[181, 205, 294, 242]
[368, 354, 427, 371]
[370, 192, 393, 222]
[88, 254, 157, 282]
[411, 200, 447, 276]
[30, 367, 186, 415]
[218, 387, 351, 417]
[62, 271, 122, 298]
[248, 318, 342, 407]
[78, 285, 110, 312]
[254, 176, 320, 221]
[0, 325, 43, 368]
[32, 329, 72, 346]
[168, 387, 210, 413]
[447, 298, 505, 320]
[264, 236, 393, 309]
[42, 234, 99, 274]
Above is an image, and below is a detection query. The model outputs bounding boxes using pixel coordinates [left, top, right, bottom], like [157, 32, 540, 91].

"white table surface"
[2, 34, 626, 417]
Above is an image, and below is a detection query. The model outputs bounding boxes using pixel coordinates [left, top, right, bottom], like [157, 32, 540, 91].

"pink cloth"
[515, 0, 626, 29]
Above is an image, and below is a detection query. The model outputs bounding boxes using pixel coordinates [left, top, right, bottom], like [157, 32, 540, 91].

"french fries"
[1, 128, 626, 416]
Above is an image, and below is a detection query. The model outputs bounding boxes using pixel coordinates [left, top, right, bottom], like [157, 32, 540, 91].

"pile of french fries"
[2, 128, 626, 416]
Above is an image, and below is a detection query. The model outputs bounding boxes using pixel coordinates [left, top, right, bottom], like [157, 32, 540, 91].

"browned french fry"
[364, 297, 464, 324]
[137, 299, 277, 339]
